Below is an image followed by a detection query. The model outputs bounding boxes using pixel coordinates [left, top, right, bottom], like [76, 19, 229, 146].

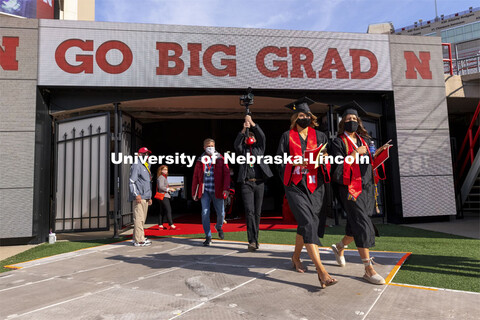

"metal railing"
[444, 54, 480, 76]
[443, 43, 453, 76]
[455, 101, 480, 184]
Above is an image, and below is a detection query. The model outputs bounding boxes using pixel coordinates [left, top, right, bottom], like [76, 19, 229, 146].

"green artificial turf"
[0, 237, 126, 273]
[172, 224, 480, 292]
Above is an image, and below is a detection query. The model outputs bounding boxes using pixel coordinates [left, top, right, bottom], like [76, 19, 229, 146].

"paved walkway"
[0, 238, 478, 320]
[0, 245, 38, 262]
[404, 215, 480, 239]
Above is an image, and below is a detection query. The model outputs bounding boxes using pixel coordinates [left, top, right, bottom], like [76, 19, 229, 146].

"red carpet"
[145, 216, 297, 237]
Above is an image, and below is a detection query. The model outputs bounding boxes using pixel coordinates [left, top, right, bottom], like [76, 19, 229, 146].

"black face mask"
[344, 120, 359, 133]
[296, 118, 311, 128]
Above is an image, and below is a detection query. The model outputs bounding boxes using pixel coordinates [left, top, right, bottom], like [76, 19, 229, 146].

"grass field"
[1, 225, 479, 292]
[0, 238, 126, 273]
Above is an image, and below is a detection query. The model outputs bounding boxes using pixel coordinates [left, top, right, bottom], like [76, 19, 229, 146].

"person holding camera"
[234, 115, 273, 251]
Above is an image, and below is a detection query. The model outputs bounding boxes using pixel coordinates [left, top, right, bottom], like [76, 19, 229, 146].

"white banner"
[38, 20, 392, 90]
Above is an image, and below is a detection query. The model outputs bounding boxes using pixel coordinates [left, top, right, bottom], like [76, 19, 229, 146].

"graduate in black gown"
[329, 102, 391, 285]
[276, 97, 337, 289]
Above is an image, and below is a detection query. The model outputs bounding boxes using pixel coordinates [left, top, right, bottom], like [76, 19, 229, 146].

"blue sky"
[95, 0, 477, 33]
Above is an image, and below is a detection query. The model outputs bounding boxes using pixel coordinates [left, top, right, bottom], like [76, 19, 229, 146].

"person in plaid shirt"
[192, 138, 230, 246]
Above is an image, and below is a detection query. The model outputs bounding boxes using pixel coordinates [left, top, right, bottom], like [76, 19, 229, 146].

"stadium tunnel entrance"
[43, 88, 396, 236]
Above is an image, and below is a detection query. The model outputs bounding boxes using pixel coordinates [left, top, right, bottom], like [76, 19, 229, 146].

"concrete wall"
[0, 16, 38, 239]
[389, 35, 456, 217]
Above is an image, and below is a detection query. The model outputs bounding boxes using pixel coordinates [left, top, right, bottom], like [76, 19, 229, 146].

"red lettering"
[187, 43, 202, 76]
[318, 48, 349, 79]
[55, 39, 132, 74]
[289, 47, 315, 78]
[55, 39, 93, 74]
[156, 42, 184, 75]
[0, 36, 19, 71]
[404, 51, 432, 79]
[256, 46, 288, 78]
[203, 44, 236, 77]
[95, 41, 133, 74]
[350, 49, 378, 79]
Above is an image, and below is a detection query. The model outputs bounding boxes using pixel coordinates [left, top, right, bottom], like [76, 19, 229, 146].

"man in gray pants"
[129, 147, 153, 246]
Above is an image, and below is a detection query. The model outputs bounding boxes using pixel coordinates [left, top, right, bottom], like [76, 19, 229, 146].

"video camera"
[239, 87, 254, 109]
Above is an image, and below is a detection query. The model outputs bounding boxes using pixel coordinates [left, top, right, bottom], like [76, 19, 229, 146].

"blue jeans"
[200, 191, 225, 238]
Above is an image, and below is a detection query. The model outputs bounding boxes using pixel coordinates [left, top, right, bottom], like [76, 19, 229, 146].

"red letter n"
[404, 51, 432, 79]
[0, 37, 19, 71]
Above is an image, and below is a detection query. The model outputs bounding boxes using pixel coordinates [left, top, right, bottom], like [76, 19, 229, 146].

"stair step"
[465, 201, 480, 204]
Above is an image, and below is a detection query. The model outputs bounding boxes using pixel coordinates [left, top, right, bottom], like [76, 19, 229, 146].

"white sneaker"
[134, 241, 151, 247]
[331, 244, 346, 267]
[144, 239, 152, 244]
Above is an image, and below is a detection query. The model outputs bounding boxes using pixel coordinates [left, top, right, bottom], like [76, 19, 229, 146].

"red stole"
[283, 127, 318, 193]
[341, 133, 373, 200]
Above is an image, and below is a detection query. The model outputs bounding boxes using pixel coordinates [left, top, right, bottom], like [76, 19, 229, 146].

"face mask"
[205, 146, 215, 155]
[344, 120, 359, 133]
[296, 118, 311, 128]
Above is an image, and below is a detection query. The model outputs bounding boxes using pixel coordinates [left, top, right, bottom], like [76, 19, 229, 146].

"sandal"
[291, 256, 307, 273]
[362, 257, 385, 285]
[331, 242, 347, 267]
[317, 269, 338, 289]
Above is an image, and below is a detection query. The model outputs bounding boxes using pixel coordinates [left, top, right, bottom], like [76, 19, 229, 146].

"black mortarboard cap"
[284, 97, 315, 114]
[335, 100, 368, 118]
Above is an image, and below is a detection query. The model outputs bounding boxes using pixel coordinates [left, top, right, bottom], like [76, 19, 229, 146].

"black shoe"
[255, 242, 259, 249]
[215, 226, 224, 240]
[203, 237, 211, 246]
[248, 242, 257, 252]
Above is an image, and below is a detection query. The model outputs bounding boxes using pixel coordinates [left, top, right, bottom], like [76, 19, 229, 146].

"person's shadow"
[106, 237, 337, 292]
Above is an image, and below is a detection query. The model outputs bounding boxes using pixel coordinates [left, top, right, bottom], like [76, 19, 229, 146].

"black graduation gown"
[276, 129, 328, 245]
[234, 124, 274, 183]
[330, 135, 376, 248]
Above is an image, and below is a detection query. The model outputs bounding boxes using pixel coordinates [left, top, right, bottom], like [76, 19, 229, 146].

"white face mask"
[205, 146, 215, 156]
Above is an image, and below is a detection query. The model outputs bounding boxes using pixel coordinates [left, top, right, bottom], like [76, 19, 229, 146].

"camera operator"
[234, 115, 273, 251]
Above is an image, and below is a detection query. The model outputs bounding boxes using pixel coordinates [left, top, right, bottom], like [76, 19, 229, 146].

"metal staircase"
[456, 101, 480, 217]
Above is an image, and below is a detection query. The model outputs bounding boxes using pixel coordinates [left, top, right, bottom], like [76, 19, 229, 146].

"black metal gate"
[54, 113, 110, 232]
[112, 105, 144, 234]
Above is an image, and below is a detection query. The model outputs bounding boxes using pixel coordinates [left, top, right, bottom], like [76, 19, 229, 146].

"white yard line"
[5, 247, 239, 319]
[390, 282, 480, 295]
[0, 261, 124, 293]
[6, 286, 116, 319]
[361, 284, 390, 320]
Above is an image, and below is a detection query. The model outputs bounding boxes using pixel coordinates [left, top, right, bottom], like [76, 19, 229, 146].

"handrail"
[442, 43, 453, 76]
[453, 55, 480, 75]
[456, 100, 480, 182]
